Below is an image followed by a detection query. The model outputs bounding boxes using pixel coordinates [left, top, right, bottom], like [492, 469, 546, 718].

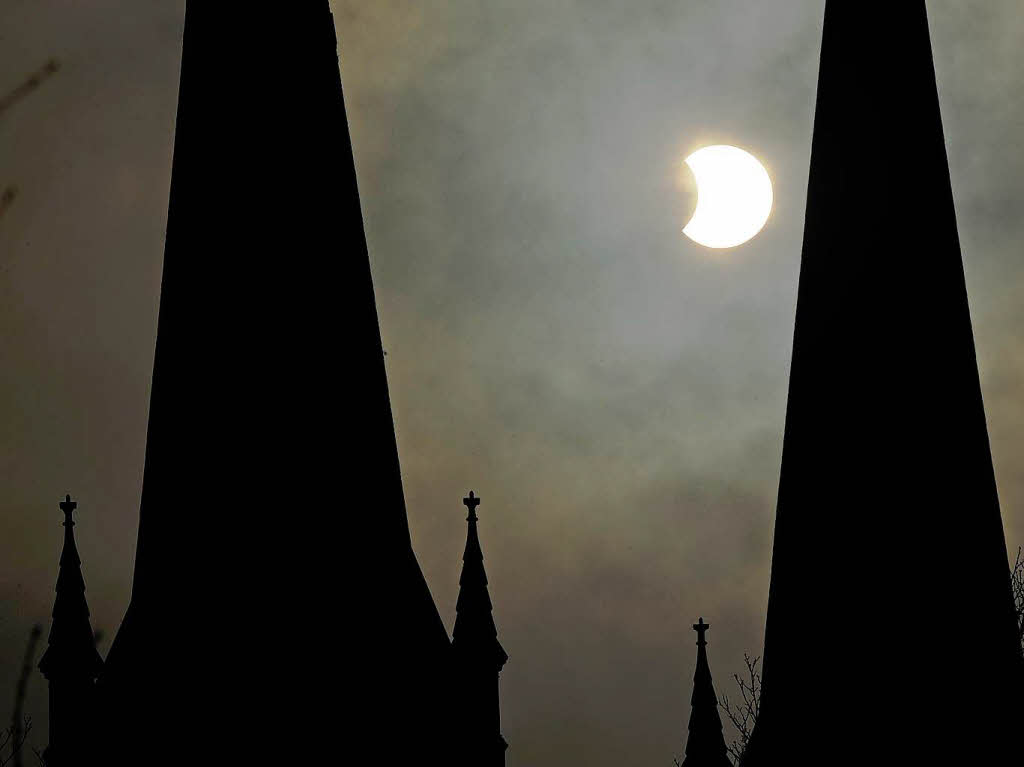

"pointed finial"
[693, 617, 710, 646]
[59, 494, 77, 527]
[463, 490, 481, 521]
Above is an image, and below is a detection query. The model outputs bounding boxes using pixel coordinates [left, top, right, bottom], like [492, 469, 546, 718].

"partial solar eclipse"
[682, 145, 773, 249]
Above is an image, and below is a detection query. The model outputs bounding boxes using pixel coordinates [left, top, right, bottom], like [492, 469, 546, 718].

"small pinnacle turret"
[452, 491, 508, 766]
[681, 618, 731, 767]
[39, 495, 103, 766]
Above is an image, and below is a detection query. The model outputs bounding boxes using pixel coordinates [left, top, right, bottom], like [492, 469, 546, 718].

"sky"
[2, 1, 1024, 764]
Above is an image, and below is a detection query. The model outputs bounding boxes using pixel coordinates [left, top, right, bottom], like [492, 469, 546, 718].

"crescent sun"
[683, 145, 773, 250]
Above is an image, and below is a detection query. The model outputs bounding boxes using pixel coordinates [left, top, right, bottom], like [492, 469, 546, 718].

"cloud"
[1, 2, 1022, 765]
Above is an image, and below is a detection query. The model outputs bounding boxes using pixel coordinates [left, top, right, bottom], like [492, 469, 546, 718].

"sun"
[682, 145, 773, 250]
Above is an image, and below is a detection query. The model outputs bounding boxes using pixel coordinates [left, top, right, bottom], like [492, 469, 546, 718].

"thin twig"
[719, 654, 761, 767]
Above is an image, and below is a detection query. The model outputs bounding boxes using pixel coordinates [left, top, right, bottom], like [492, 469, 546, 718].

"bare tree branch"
[0, 719, 32, 767]
[3, 626, 43, 767]
[1011, 547, 1024, 658]
[11, 626, 42, 767]
[719, 654, 761, 767]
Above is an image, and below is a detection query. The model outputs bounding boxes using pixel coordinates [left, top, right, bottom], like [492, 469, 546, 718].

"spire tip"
[463, 490, 481, 521]
[59, 494, 77, 526]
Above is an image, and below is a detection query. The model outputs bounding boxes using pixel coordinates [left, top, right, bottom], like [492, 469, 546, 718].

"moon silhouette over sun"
[682, 145, 773, 249]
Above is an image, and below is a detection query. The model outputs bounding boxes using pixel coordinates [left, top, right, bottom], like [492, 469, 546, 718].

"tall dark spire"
[39, 495, 103, 767]
[452, 491, 508, 767]
[681, 619, 731, 767]
[100, 4, 450, 764]
[744, 5, 1023, 765]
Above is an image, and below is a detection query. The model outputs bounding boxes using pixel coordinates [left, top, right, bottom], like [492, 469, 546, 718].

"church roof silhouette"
[41, 3, 1024, 765]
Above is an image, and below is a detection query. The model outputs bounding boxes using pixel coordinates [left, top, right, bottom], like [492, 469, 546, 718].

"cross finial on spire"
[693, 617, 710, 646]
[59, 494, 77, 527]
[463, 490, 481, 521]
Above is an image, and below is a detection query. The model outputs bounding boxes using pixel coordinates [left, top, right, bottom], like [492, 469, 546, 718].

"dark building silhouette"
[681, 619, 730, 767]
[38, 495, 103, 766]
[452, 492, 508, 767]
[744, 4, 1024, 765]
[97, 3, 450, 763]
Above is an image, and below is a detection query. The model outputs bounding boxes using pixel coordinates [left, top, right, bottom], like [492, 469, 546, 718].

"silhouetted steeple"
[99, 3, 450, 764]
[452, 491, 508, 767]
[681, 619, 731, 767]
[744, 4, 1024, 766]
[39, 495, 103, 767]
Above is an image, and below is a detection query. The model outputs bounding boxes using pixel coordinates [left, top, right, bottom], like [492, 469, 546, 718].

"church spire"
[38, 495, 103, 767]
[99, 4, 451, 763]
[681, 618, 731, 767]
[744, 4, 1023, 765]
[452, 491, 508, 767]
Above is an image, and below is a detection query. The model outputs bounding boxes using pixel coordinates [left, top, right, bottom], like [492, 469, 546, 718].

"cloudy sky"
[2, 2, 1023, 764]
